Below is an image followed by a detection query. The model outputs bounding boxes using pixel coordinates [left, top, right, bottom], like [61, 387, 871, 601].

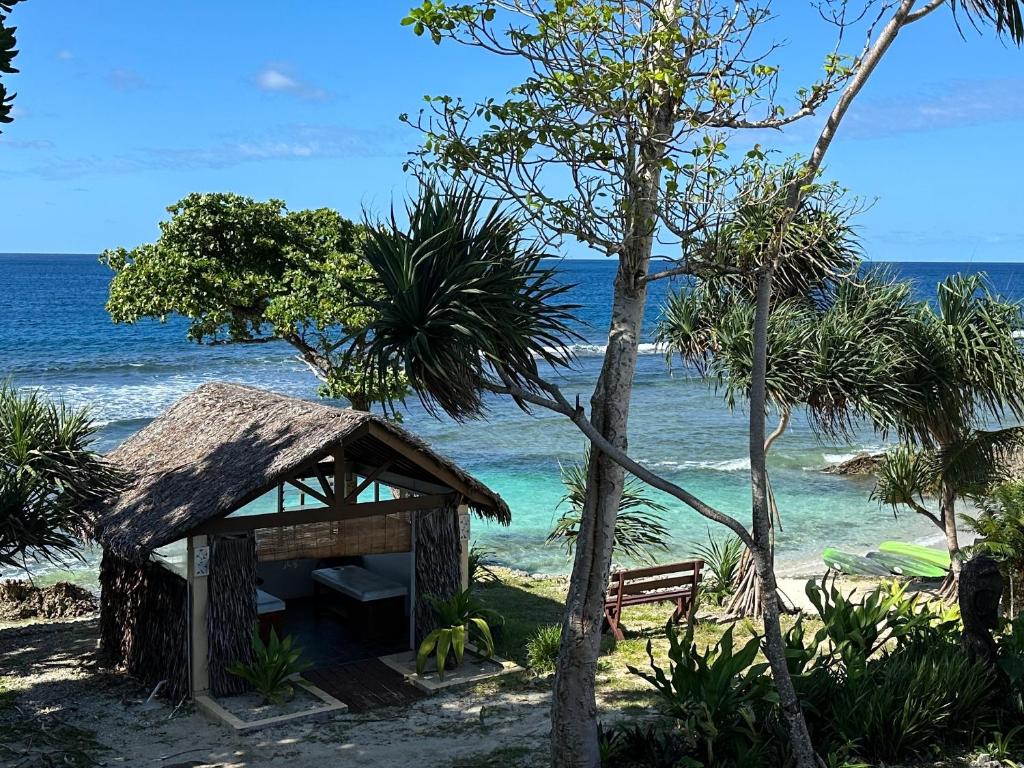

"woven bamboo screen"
[255, 512, 412, 562]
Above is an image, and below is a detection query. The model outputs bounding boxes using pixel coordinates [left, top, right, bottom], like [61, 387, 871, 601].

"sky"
[1, 1, 1022, 262]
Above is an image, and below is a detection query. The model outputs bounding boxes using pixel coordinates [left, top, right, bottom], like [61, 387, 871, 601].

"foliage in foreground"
[0, 383, 122, 572]
[608, 579, 1024, 767]
[417, 589, 500, 680]
[0, 1, 23, 134]
[549, 449, 671, 565]
[967, 480, 1024, 614]
[227, 626, 311, 705]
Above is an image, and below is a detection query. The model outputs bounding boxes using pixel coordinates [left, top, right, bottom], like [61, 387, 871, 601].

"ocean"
[3, 255, 1023, 585]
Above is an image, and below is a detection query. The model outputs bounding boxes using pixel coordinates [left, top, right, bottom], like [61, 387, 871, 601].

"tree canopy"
[104, 193, 404, 410]
[0, 0, 24, 133]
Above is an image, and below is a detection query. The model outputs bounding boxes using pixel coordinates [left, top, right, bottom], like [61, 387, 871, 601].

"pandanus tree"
[105, 193, 405, 411]
[0, 383, 122, 573]
[379, 2, 1022, 764]
[0, 1, 24, 134]
[872, 273, 1024, 596]
[656, 176, 921, 618]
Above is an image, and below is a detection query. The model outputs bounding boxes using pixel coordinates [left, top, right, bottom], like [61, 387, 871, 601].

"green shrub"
[525, 624, 561, 674]
[468, 543, 498, 586]
[597, 722, 695, 768]
[628, 622, 779, 766]
[829, 642, 997, 762]
[227, 626, 311, 705]
[691, 532, 744, 605]
[417, 589, 500, 680]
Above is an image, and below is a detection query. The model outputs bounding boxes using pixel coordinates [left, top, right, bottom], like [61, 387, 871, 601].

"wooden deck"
[303, 658, 426, 713]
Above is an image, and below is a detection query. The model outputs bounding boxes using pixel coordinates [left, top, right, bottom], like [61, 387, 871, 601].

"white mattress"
[256, 588, 286, 615]
[312, 565, 407, 602]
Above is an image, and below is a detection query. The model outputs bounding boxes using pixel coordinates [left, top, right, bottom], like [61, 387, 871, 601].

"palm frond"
[872, 444, 938, 511]
[954, 0, 1024, 44]
[548, 449, 671, 564]
[348, 181, 582, 420]
[936, 426, 1024, 495]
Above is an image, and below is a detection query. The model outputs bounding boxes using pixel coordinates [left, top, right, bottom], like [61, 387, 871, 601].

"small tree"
[656, 175, 919, 617]
[104, 193, 405, 411]
[0, 1, 24, 134]
[0, 383, 121, 572]
[873, 274, 1024, 596]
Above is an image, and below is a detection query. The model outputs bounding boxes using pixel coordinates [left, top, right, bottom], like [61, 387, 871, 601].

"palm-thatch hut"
[92, 382, 508, 701]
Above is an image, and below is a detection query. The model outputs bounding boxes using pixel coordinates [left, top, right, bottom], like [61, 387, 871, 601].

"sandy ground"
[1, 617, 556, 768]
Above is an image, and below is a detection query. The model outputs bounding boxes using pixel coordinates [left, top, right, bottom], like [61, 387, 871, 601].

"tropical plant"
[548, 449, 670, 564]
[525, 624, 562, 675]
[872, 273, 1024, 595]
[227, 626, 311, 705]
[691, 531, 744, 605]
[966, 480, 1024, 614]
[467, 543, 498, 586]
[0, 383, 122, 572]
[416, 588, 499, 680]
[628, 622, 779, 766]
[104, 193, 405, 411]
[0, 1, 23, 134]
[378, 2, 1023, 762]
[597, 722, 695, 768]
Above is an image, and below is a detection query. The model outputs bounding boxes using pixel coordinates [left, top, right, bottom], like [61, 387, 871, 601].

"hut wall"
[99, 548, 189, 700]
[207, 534, 257, 696]
[255, 512, 411, 562]
[414, 504, 461, 644]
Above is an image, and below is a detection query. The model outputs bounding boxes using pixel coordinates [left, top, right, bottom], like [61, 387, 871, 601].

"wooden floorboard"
[305, 658, 425, 713]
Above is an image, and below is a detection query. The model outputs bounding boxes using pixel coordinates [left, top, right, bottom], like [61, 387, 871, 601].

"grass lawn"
[474, 566, 820, 711]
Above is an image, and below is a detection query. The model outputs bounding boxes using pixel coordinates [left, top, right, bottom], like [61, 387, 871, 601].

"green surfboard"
[822, 547, 893, 577]
[866, 551, 947, 579]
[878, 541, 951, 570]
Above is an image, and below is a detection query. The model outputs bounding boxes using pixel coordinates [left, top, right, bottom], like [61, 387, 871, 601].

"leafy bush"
[417, 589, 500, 680]
[998, 613, 1024, 716]
[967, 480, 1024, 614]
[692, 531, 744, 604]
[227, 626, 311, 705]
[525, 624, 561, 674]
[598, 722, 696, 768]
[628, 622, 779, 766]
[468, 543, 498, 586]
[549, 448, 670, 564]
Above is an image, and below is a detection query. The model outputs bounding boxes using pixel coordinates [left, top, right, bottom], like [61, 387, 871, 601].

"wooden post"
[187, 534, 210, 696]
[457, 503, 470, 592]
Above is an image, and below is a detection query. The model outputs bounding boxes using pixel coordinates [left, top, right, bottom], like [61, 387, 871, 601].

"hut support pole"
[458, 503, 470, 592]
[187, 534, 210, 696]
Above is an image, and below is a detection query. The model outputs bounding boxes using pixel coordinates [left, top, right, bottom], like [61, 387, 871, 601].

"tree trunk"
[940, 480, 962, 600]
[550, 3, 678, 763]
[550, 261, 648, 768]
[748, 269, 818, 768]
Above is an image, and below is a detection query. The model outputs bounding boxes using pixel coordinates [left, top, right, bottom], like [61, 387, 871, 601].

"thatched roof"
[93, 382, 509, 559]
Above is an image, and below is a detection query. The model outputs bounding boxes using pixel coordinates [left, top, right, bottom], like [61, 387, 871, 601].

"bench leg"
[671, 596, 695, 626]
[604, 606, 625, 642]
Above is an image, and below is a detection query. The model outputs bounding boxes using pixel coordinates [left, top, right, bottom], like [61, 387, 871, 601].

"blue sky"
[1, 1, 1022, 262]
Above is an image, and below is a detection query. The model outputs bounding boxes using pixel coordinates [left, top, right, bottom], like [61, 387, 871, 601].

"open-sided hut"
[92, 382, 509, 701]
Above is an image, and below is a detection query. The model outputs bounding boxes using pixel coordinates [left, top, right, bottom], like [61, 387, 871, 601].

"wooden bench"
[603, 560, 704, 641]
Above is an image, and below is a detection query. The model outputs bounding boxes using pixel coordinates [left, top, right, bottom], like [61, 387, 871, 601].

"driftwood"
[959, 554, 1004, 668]
[99, 549, 188, 699]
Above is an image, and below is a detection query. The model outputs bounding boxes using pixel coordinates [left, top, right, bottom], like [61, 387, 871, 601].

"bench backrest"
[606, 559, 704, 599]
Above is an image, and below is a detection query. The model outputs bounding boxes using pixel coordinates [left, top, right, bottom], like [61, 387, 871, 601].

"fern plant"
[416, 589, 499, 680]
[227, 626, 312, 705]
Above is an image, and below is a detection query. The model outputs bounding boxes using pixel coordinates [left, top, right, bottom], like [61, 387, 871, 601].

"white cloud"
[108, 68, 146, 91]
[253, 64, 330, 102]
[56, 50, 74, 61]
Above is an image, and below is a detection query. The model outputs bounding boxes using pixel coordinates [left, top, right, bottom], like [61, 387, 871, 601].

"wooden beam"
[333, 449, 345, 514]
[286, 478, 330, 507]
[365, 422, 493, 509]
[192, 493, 455, 536]
[345, 460, 395, 504]
[313, 462, 335, 506]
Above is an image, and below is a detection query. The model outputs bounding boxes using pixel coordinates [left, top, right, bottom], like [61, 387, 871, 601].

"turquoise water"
[3, 255, 1023, 581]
